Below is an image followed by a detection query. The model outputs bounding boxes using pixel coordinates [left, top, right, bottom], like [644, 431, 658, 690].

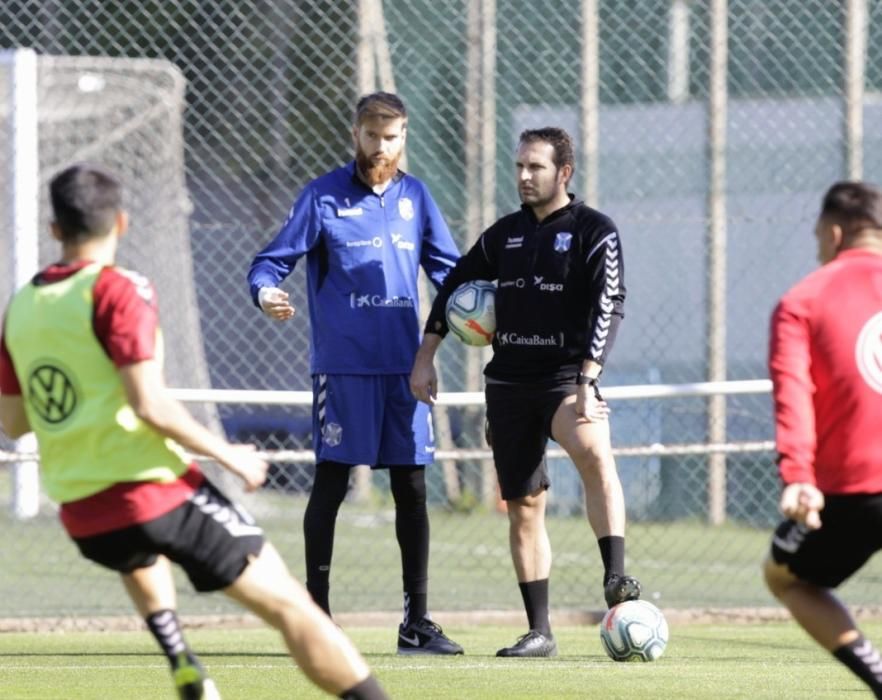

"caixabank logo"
[496, 331, 564, 347]
[27, 363, 78, 428]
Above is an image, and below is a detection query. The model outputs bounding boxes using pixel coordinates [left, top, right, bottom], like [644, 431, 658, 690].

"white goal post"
[1, 48, 216, 518]
[1, 47, 40, 519]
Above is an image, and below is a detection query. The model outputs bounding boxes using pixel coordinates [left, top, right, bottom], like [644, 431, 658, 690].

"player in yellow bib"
[0, 164, 388, 700]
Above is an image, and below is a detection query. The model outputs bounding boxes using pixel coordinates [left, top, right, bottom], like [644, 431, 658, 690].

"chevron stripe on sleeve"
[589, 234, 623, 363]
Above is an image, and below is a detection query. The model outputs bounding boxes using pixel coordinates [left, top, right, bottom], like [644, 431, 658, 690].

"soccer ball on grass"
[599, 599, 669, 662]
[445, 280, 496, 346]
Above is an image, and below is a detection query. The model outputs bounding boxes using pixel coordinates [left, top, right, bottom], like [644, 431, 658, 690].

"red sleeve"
[768, 294, 817, 486]
[0, 330, 22, 395]
[93, 267, 160, 366]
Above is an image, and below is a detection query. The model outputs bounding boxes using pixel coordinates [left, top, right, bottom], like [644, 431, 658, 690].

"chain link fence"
[3, 0, 882, 620]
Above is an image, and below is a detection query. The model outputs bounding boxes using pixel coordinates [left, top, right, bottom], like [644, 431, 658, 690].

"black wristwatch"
[576, 373, 599, 387]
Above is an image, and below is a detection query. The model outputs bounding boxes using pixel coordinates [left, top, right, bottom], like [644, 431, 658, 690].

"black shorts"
[770, 492, 882, 588]
[485, 379, 576, 501]
[73, 478, 265, 592]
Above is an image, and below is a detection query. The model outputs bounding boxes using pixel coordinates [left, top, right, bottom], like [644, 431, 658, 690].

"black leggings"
[303, 463, 429, 611]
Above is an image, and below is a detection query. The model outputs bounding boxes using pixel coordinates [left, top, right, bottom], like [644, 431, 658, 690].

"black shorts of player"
[485, 378, 577, 501]
[770, 492, 882, 588]
[73, 478, 265, 592]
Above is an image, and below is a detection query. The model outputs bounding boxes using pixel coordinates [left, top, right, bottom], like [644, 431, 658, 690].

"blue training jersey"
[248, 162, 460, 374]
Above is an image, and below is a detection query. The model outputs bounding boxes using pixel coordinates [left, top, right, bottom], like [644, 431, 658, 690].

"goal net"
[0, 50, 221, 516]
[6, 52, 209, 387]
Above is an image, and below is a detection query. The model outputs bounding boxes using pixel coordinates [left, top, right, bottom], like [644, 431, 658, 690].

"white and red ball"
[600, 600, 669, 662]
[445, 280, 496, 347]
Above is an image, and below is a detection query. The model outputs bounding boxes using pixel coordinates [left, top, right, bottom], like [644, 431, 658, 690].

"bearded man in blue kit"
[248, 92, 463, 655]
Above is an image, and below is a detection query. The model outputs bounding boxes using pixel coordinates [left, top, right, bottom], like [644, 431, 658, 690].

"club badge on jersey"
[554, 232, 573, 252]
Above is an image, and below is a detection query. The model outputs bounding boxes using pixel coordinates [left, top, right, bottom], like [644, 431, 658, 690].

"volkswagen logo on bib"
[27, 364, 78, 426]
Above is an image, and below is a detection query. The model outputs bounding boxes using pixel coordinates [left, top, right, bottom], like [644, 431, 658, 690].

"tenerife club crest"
[554, 232, 573, 253]
[322, 422, 343, 447]
[398, 197, 414, 221]
[27, 364, 78, 426]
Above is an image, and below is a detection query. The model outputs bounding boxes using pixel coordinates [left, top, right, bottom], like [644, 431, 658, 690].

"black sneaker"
[496, 630, 558, 658]
[604, 573, 642, 609]
[397, 617, 464, 655]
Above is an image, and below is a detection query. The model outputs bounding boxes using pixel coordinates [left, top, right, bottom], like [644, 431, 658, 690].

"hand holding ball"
[445, 280, 496, 346]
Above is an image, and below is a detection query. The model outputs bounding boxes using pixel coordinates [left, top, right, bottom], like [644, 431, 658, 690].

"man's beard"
[518, 186, 554, 209]
[356, 148, 400, 187]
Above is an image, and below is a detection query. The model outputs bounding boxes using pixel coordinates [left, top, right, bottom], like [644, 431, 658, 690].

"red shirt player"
[0, 261, 210, 536]
[765, 181, 882, 698]
[0, 163, 387, 700]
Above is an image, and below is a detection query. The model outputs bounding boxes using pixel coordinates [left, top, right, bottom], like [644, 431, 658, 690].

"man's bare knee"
[507, 492, 544, 520]
[571, 447, 617, 483]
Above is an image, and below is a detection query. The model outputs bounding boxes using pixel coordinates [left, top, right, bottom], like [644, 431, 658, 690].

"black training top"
[425, 196, 625, 383]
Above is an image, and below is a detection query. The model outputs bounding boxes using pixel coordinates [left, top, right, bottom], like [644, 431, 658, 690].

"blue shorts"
[311, 373, 435, 467]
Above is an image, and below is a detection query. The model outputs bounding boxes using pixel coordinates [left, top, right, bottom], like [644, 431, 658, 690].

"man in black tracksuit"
[410, 127, 641, 657]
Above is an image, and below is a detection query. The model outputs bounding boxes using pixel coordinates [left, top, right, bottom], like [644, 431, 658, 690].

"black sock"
[518, 579, 551, 637]
[834, 636, 882, 697]
[145, 609, 194, 668]
[598, 535, 625, 584]
[303, 462, 351, 616]
[339, 675, 389, 700]
[402, 592, 428, 628]
[390, 468, 429, 624]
